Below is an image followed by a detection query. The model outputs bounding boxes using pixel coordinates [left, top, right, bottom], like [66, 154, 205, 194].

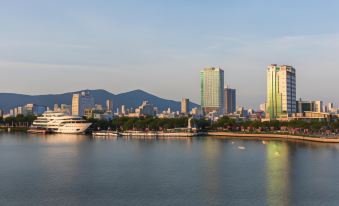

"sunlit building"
[95, 104, 103, 111]
[296, 99, 323, 113]
[260, 102, 267, 112]
[200, 67, 224, 115]
[181, 98, 189, 114]
[266, 64, 296, 119]
[314, 101, 323, 113]
[120, 105, 126, 115]
[72, 91, 95, 117]
[106, 99, 113, 112]
[190, 107, 202, 117]
[24, 103, 47, 116]
[128, 101, 156, 117]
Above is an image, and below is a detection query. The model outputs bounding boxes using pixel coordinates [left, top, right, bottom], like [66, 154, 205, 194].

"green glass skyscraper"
[200, 67, 224, 115]
[266, 64, 296, 119]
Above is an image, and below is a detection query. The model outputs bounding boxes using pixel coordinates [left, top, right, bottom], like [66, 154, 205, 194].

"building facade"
[224, 87, 236, 114]
[72, 91, 95, 117]
[181, 98, 189, 114]
[128, 101, 156, 117]
[266, 64, 296, 119]
[296, 100, 323, 113]
[106, 99, 113, 112]
[260, 102, 267, 112]
[296, 99, 315, 113]
[25, 104, 47, 116]
[200, 67, 224, 115]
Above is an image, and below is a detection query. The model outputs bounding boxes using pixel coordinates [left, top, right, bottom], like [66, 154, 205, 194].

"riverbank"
[93, 131, 200, 138]
[208, 132, 339, 143]
[0, 127, 29, 132]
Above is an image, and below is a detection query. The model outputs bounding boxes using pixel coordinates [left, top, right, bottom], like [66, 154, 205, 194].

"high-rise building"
[224, 87, 236, 114]
[181, 98, 189, 114]
[121, 105, 126, 115]
[128, 101, 156, 117]
[72, 91, 95, 116]
[260, 102, 267, 112]
[200, 67, 224, 115]
[328, 103, 334, 112]
[24, 104, 47, 116]
[14, 108, 18, 117]
[266, 64, 296, 119]
[106, 99, 113, 112]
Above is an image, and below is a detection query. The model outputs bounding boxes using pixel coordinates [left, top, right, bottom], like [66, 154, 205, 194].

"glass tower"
[200, 67, 224, 115]
[267, 65, 296, 119]
[224, 87, 236, 114]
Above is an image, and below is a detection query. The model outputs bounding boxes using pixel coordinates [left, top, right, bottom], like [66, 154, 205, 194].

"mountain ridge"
[0, 89, 199, 113]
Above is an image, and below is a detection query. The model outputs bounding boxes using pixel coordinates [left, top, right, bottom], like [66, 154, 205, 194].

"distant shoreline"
[2, 128, 339, 143]
[207, 132, 339, 143]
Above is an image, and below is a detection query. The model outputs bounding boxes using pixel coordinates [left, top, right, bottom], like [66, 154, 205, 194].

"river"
[1, 133, 339, 206]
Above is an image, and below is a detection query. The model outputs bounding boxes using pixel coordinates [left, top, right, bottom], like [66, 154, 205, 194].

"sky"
[0, 0, 338, 108]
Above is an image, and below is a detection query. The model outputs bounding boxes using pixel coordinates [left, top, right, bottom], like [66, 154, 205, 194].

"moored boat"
[30, 111, 91, 134]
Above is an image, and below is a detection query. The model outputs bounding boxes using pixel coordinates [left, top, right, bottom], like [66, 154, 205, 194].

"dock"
[27, 128, 50, 134]
[92, 131, 200, 138]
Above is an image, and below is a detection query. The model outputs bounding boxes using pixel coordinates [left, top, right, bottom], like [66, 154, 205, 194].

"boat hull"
[54, 123, 92, 134]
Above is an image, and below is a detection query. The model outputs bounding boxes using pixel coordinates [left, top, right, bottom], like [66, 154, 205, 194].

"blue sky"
[0, 0, 338, 108]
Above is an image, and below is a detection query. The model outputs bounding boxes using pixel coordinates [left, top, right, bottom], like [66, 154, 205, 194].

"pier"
[92, 131, 200, 138]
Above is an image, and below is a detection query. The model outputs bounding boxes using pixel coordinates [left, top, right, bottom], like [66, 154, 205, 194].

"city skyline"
[1, 2, 339, 206]
[1, 1, 339, 108]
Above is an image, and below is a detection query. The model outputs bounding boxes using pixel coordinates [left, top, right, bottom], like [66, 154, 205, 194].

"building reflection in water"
[266, 141, 291, 206]
[29, 133, 89, 144]
[202, 138, 221, 200]
[32, 134, 86, 204]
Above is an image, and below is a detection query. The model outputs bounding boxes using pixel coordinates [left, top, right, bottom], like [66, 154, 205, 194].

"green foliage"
[211, 117, 339, 132]
[2, 115, 37, 126]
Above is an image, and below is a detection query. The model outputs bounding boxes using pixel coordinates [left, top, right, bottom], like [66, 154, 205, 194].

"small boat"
[238, 146, 246, 150]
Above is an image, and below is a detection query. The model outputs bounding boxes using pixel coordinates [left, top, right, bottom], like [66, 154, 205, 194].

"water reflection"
[266, 141, 291, 206]
[202, 138, 221, 201]
[28, 133, 89, 144]
[2, 133, 339, 205]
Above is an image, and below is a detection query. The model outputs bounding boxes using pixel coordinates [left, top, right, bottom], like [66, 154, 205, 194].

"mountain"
[0, 89, 199, 113]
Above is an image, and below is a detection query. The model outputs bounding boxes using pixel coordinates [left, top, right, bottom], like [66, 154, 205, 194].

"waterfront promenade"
[208, 132, 339, 143]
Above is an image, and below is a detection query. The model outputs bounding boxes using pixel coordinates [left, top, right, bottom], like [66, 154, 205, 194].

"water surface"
[1, 133, 339, 206]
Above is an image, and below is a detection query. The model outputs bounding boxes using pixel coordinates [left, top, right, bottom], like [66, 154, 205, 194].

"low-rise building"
[291, 111, 336, 122]
[128, 101, 156, 117]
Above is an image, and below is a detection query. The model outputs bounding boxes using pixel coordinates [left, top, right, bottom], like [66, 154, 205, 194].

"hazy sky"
[1, 0, 338, 108]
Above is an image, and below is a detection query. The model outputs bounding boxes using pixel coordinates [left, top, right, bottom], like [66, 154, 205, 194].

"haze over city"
[1, 0, 338, 108]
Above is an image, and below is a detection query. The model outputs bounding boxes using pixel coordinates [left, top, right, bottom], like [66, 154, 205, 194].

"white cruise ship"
[31, 111, 92, 134]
